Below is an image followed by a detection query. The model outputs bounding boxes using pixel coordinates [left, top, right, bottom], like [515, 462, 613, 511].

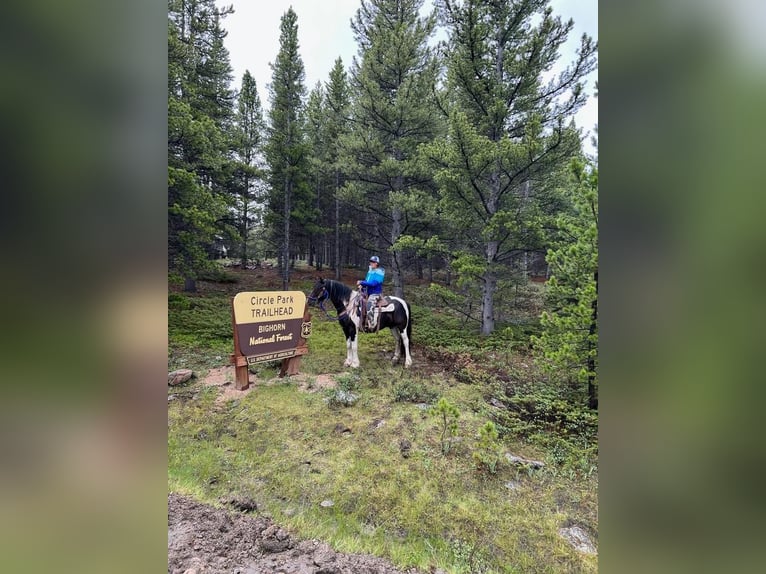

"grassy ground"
[168, 266, 598, 573]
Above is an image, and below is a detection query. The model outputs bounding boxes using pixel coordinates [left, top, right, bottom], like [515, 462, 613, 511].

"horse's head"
[307, 277, 328, 307]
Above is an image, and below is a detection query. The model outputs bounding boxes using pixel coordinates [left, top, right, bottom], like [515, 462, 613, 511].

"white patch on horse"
[346, 291, 361, 368]
[389, 297, 412, 367]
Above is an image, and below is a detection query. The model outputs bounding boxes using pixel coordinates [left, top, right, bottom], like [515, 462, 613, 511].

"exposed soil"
[168, 493, 426, 574]
[198, 366, 342, 402]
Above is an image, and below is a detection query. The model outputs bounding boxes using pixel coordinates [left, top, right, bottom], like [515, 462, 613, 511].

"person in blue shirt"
[357, 255, 385, 295]
[356, 255, 385, 329]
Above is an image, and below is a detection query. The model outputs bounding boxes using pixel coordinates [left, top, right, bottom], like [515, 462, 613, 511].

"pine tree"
[324, 58, 352, 280]
[532, 159, 598, 408]
[304, 82, 332, 269]
[232, 70, 266, 268]
[422, 0, 596, 333]
[168, 0, 236, 291]
[265, 7, 309, 290]
[345, 0, 441, 297]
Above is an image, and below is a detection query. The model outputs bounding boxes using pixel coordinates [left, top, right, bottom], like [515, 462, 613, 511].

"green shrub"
[453, 362, 497, 386]
[430, 397, 460, 455]
[450, 538, 491, 574]
[335, 372, 361, 392]
[323, 388, 359, 409]
[169, 292, 192, 310]
[544, 436, 598, 479]
[472, 421, 503, 474]
[507, 391, 598, 440]
[391, 377, 438, 403]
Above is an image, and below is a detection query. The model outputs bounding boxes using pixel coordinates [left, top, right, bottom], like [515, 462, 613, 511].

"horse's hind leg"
[391, 328, 401, 363]
[400, 328, 412, 367]
[350, 336, 360, 368]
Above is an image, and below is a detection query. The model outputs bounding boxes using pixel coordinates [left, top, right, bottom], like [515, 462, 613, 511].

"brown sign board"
[232, 291, 309, 364]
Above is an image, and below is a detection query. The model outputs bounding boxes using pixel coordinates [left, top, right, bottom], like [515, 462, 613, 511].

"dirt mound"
[168, 493, 423, 574]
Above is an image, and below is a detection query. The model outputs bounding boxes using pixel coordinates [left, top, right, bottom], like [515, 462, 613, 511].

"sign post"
[230, 291, 312, 390]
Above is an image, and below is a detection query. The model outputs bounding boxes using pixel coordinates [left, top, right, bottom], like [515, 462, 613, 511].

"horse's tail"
[406, 301, 412, 343]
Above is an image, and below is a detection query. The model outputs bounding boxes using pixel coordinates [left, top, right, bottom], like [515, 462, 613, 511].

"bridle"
[308, 284, 347, 321]
[307, 285, 328, 309]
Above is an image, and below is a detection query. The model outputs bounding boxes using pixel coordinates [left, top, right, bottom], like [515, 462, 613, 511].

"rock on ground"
[169, 369, 194, 386]
[558, 525, 597, 555]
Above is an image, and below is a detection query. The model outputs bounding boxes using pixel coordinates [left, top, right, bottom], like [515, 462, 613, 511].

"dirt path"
[168, 493, 427, 574]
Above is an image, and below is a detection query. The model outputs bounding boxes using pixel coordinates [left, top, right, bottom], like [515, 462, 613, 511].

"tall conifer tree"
[168, 0, 235, 291]
[533, 159, 598, 408]
[265, 7, 309, 290]
[325, 58, 352, 280]
[423, 0, 596, 333]
[232, 70, 266, 268]
[304, 83, 331, 269]
[345, 0, 441, 297]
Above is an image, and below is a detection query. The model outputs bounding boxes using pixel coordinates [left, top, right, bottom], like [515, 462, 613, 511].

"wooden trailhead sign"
[229, 291, 312, 389]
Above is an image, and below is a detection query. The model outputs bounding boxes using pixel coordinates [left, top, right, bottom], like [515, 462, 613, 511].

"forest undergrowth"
[168, 266, 598, 573]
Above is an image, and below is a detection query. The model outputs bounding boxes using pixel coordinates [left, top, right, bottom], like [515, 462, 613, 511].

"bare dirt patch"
[198, 366, 255, 405]
[198, 367, 340, 404]
[168, 493, 424, 574]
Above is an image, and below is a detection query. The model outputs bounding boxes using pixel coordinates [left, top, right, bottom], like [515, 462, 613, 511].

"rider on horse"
[356, 255, 385, 331]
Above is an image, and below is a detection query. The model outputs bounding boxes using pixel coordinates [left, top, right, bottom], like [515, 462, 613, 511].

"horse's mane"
[324, 279, 353, 304]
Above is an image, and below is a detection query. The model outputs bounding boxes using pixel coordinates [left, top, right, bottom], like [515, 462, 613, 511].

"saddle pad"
[378, 303, 395, 312]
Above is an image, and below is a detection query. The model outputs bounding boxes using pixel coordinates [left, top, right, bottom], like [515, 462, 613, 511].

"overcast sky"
[216, 0, 597, 148]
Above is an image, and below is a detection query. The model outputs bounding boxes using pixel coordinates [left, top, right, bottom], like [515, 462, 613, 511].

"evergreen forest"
[169, 1, 598, 571]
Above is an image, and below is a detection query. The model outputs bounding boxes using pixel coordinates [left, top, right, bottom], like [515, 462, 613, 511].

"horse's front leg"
[344, 336, 353, 367]
[350, 335, 360, 368]
[344, 334, 360, 368]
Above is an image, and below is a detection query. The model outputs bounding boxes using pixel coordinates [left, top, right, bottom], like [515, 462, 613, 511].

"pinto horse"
[307, 278, 412, 368]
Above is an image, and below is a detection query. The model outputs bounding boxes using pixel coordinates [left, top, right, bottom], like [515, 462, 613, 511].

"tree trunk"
[390, 162, 405, 298]
[282, 175, 291, 290]
[335, 173, 341, 281]
[480, 250, 497, 336]
[183, 277, 197, 293]
[241, 174, 249, 269]
[391, 205, 404, 298]
[308, 239, 315, 268]
[481, 165, 501, 335]
[588, 270, 598, 409]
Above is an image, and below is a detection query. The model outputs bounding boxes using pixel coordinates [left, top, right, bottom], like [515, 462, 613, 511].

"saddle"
[360, 294, 394, 332]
